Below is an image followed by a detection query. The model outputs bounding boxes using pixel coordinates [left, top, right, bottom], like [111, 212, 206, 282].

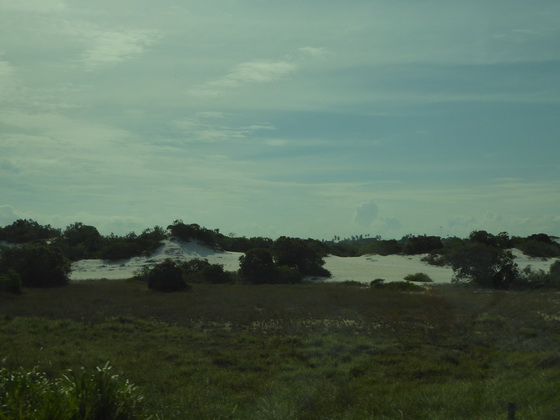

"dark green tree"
[0, 245, 71, 287]
[238, 248, 277, 284]
[0, 219, 60, 243]
[449, 242, 519, 289]
[147, 259, 189, 292]
[403, 235, 443, 255]
[272, 236, 330, 277]
[59, 222, 103, 260]
[0, 269, 22, 294]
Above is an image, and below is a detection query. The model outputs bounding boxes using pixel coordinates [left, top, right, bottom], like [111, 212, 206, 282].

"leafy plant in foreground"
[0, 363, 145, 420]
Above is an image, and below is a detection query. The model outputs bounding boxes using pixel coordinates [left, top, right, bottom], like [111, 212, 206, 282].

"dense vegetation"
[1, 220, 560, 291]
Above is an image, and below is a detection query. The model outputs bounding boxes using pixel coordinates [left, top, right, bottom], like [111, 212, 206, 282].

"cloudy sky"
[1, 0, 559, 239]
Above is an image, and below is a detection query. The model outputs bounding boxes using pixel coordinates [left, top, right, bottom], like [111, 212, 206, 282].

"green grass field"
[2, 281, 560, 419]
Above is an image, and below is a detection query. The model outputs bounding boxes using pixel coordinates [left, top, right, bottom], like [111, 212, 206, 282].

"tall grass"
[2, 281, 560, 418]
[0, 362, 144, 420]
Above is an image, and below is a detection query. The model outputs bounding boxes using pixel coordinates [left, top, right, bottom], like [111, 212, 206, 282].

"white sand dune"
[70, 239, 559, 283]
[70, 239, 242, 280]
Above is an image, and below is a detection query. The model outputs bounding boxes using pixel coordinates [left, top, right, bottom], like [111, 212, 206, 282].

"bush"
[0, 269, 22, 294]
[420, 253, 447, 267]
[0, 245, 71, 287]
[404, 272, 433, 283]
[147, 259, 189, 292]
[448, 243, 519, 289]
[177, 259, 233, 284]
[239, 248, 277, 284]
[0, 219, 61, 243]
[517, 261, 560, 289]
[101, 241, 143, 261]
[517, 240, 560, 258]
[0, 363, 144, 419]
[403, 235, 443, 255]
[275, 265, 303, 284]
[272, 236, 330, 277]
[370, 280, 424, 291]
[200, 264, 233, 284]
[370, 278, 386, 288]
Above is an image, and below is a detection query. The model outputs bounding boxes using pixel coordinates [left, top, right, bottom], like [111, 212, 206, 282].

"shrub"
[363, 239, 402, 256]
[448, 243, 519, 289]
[370, 280, 424, 291]
[0, 219, 61, 243]
[517, 240, 560, 258]
[101, 241, 143, 261]
[272, 236, 330, 277]
[404, 272, 433, 283]
[421, 253, 447, 267]
[0, 245, 71, 287]
[370, 278, 386, 288]
[0, 363, 144, 419]
[403, 235, 443, 255]
[59, 222, 103, 260]
[180, 258, 211, 276]
[166, 220, 218, 247]
[517, 261, 560, 289]
[275, 265, 303, 284]
[200, 264, 233, 284]
[239, 248, 277, 284]
[0, 269, 22, 294]
[177, 259, 233, 284]
[147, 259, 189, 292]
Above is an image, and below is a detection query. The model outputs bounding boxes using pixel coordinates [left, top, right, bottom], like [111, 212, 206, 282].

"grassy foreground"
[2, 280, 560, 419]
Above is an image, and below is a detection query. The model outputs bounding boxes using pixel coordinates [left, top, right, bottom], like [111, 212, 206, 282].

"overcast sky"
[1, 0, 559, 240]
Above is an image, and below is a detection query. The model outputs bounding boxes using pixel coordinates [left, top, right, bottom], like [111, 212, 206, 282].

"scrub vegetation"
[2, 281, 560, 419]
[1, 220, 560, 417]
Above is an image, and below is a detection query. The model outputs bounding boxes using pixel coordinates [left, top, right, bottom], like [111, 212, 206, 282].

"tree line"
[1, 218, 559, 293]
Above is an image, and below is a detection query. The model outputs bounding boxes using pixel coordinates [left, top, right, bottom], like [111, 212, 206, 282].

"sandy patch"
[70, 240, 559, 283]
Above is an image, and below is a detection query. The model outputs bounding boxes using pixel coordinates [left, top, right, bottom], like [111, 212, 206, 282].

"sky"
[1, 0, 559, 240]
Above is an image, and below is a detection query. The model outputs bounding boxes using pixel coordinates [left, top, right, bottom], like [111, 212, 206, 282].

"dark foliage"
[402, 235, 443, 255]
[403, 272, 433, 283]
[0, 245, 71, 287]
[369, 279, 424, 291]
[217, 236, 273, 253]
[56, 222, 104, 260]
[516, 239, 560, 258]
[448, 242, 519, 289]
[147, 259, 189, 292]
[100, 226, 168, 261]
[359, 239, 403, 256]
[275, 265, 303, 284]
[179, 259, 233, 284]
[469, 230, 512, 249]
[272, 236, 330, 277]
[0, 219, 61, 243]
[167, 220, 219, 248]
[238, 248, 277, 284]
[0, 269, 22, 294]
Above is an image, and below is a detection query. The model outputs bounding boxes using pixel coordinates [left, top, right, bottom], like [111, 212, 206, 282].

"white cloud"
[354, 201, 380, 227]
[174, 113, 274, 143]
[80, 29, 161, 71]
[189, 45, 329, 98]
[0, 60, 19, 100]
[191, 59, 296, 97]
[0, 0, 66, 13]
[297, 47, 329, 59]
